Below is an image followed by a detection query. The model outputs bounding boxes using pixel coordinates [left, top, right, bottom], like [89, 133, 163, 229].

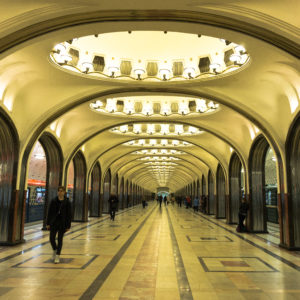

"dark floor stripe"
[166, 207, 194, 300]
[79, 205, 157, 300]
[194, 211, 300, 272]
[0, 208, 133, 263]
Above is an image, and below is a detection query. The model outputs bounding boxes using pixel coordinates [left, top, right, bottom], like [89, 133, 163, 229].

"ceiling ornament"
[50, 32, 249, 82]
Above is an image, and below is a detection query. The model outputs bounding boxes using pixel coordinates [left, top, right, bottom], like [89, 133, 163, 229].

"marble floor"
[0, 203, 300, 299]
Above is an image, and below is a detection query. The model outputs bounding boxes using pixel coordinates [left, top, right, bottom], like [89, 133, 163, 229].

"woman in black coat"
[46, 186, 72, 263]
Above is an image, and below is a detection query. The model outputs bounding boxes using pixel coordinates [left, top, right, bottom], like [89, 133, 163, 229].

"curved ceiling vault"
[0, 1, 299, 193]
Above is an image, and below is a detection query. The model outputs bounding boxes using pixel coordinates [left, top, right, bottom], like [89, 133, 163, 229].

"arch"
[0, 108, 20, 245]
[39, 132, 63, 229]
[72, 150, 87, 222]
[208, 170, 215, 215]
[286, 114, 300, 249]
[216, 164, 226, 219]
[202, 175, 207, 197]
[90, 162, 101, 217]
[119, 177, 124, 209]
[228, 152, 243, 224]
[103, 168, 112, 213]
[196, 179, 200, 198]
[248, 135, 270, 233]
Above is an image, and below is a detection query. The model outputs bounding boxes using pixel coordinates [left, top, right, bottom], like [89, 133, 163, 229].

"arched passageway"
[0, 110, 19, 245]
[228, 153, 243, 224]
[286, 115, 300, 249]
[208, 170, 214, 215]
[216, 164, 226, 219]
[72, 151, 87, 222]
[90, 162, 101, 217]
[103, 169, 111, 213]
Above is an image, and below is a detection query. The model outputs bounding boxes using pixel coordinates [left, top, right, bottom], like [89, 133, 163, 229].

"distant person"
[237, 197, 249, 232]
[46, 186, 72, 264]
[193, 196, 199, 212]
[158, 195, 163, 208]
[142, 196, 147, 208]
[163, 195, 167, 205]
[186, 195, 191, 208]
[109, 193, 119, 221]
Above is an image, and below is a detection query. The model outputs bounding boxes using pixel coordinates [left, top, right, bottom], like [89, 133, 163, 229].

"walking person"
[46, 186, 72, 264]
[109, 193, 119, 221]
[237, 197, 249, 232]
[142, 196, 147, 208]
[193, 196, 199, 212]
[158, 195, 163, 208]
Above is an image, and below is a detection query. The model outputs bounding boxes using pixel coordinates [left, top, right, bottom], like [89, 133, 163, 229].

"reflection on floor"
[0, 203, 300, 299]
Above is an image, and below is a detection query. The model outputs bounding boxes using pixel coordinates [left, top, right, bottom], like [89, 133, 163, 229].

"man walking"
[108, 193, 119, 221]
[46, 186, 72, 264]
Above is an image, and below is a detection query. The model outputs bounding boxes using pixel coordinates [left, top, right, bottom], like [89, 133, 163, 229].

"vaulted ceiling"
[0, 0, 299, 192]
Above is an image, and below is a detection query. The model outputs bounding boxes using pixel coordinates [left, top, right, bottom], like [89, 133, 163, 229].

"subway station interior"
[0, 1, 300, 299]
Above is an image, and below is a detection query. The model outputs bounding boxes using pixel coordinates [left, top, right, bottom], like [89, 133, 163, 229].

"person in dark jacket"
[46, 186, 72, 264]
[108, 194, 119, 221]
[238, 197, 249, 232]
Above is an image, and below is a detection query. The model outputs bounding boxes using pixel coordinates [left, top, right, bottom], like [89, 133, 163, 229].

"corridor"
[0, 203, 299, 300]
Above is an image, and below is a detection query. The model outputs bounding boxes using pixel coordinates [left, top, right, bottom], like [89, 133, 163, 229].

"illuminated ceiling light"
[159, 68, 171, 81]
[196, 99, 207, 113]
[53, 43, 66, 54]
[123, 100, 135, 115]
[120, 125, 128, 133]
[150, 139, 156, 146]
[210, 62, 221, 74]
[134, 68, 145, 80]
[161, 102, 171, 116]
[178, 100, 189, 115]
[172, 140, 179, 146]
[108, 66, 119, 77]
[183, 67, 196, 79]
[161, 139, 168, 146]
[229, 54, 242, 65]
[160, 124, 169, 135]
[81, 62, 93, 73]
[189, 126, 197, 134]
[142, 101, 153, 116]
[139, 139, 145, 145]
[133, 124, 141, 134]
[235, 45, 246, 54]
[175, 124, 184, 135]
[147, 124, 155, 135]
[106, 98, 117, 113]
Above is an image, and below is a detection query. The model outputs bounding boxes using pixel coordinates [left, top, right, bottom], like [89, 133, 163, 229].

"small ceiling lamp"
[150, 139, 156, 146]
[159, 68, 171, 81]
[175, 124, 184, 135]
[161, 139, 168, 146]
[120, 125, 128, 133]
[123, 100, 135, 114]
[147, 124, 155, 135]
[210, 62, 221, 74]
[108, 66, 119, 77]
[106, 98, 117, 113]
[142, 101, 153, 116]
[139, 139, 145, 145]
[178, 100, 190, 115]
[235, 45, 246, 54]
[189, 126, 197, 134]
[134, 68, 145, 80]
[133, 124, 141, 134]
[183, 67, 196, 79]
[229, 53, 242, 65]
[81, 62, 93, 73]
[161, 102, 171, 116]
[54, 43, 66, 54]
[196, 99, 207, 113]
[160, 124, 169, 135]
[172, 140, 179, 146]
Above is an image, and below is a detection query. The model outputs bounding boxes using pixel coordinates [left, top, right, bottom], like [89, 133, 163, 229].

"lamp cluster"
[50, 35, 249, 82]
[124, 139, 192, 147]
[132, 149, 184, 155]
[111, 123, 202, 136]
[139, 156, 180, 161]
[90, 98, 219, 117]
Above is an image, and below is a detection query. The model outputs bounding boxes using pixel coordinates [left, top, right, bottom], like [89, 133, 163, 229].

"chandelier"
[124, 139, 192, 147]
[50, 32, 249, 82]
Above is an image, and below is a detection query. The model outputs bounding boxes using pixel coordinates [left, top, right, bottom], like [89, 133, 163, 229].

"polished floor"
[0, 202, 300, 299]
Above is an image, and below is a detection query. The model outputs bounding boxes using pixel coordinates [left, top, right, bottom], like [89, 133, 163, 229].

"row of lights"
[112, 124, 201, 135]
[91, 98, 219, 116]
[139, 156, 180, 161]
[124, 139, 192, 147]
[132, 149, 184, 155]
[51, 42, 248, 81]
